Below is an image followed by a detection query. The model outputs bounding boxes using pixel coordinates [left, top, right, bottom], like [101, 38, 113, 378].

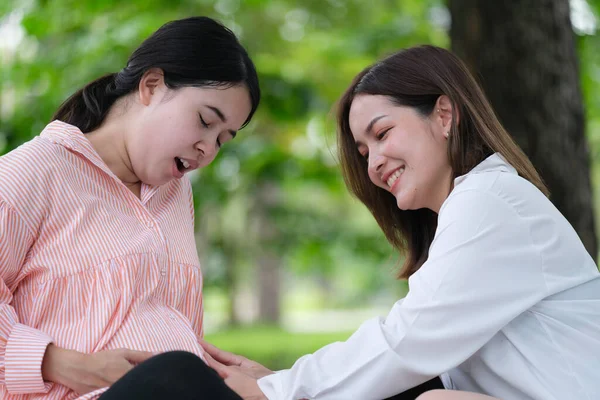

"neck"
[430, 172, 454, 214]
[85, 105, 140, 187]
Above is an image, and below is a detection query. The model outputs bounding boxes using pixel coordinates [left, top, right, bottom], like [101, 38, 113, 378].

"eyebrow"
[207, 105, 237, 138]
[355, 114, 387, 147]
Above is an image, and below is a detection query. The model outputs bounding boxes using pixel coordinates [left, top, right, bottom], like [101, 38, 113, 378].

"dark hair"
[337, 45, 547, 279]
[53, 16, 260, 133]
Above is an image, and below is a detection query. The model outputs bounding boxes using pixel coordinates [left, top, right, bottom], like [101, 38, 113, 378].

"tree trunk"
[254, 181, 282, 324]
[449, 0, 597, 260]
[223, 241, 242, 326]
[257, 252, 281, 324]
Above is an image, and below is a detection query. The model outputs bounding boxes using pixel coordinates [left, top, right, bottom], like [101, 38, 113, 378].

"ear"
[434, 95, 459, 139]
[138, 68, 166, 106]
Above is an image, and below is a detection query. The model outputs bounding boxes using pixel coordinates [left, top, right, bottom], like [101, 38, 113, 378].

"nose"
[368, 153, 385, 177]
[194, 140, 218, 161]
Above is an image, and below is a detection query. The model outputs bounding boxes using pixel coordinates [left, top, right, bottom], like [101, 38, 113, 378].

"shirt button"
[160, 270, 166, 276]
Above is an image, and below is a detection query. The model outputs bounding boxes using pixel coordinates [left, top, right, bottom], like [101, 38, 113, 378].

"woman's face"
[128, 82, 252, 187]
[349, 94, 454, 213]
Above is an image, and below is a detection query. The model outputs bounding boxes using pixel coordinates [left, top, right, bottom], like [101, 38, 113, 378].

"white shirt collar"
[454, 153, 517, 187]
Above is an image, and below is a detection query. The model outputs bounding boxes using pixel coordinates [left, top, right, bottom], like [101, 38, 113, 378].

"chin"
[394, 194, 416, 211]
[395, 199, 409, 211]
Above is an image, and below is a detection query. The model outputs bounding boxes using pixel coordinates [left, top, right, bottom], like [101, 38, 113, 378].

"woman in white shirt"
[202, 45, 600, 400]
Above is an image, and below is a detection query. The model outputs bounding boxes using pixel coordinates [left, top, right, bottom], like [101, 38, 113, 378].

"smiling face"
[127, 77, 252, 187]
[349, 94, 454, 212]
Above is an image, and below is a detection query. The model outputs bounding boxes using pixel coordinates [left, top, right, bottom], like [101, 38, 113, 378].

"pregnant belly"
[103, 306, 204, 359]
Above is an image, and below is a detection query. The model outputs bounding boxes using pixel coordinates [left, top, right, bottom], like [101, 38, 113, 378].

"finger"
[204, 352, 230, 379]
[104, 360, 135, 385]
[199, 339, 243, 366]
[220, 368, 262, 398]
[203, 352, 222, 369]
[124, 349, 155, 364]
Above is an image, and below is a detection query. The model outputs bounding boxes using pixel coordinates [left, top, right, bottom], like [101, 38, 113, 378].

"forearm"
[41, 344, 87, 388]
[257, 317, 419, 400]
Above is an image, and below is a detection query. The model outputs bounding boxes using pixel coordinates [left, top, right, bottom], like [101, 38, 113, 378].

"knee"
[146, 350, 206, 370]
[416, 389, 447, 400]
[153, 350, 203, 362]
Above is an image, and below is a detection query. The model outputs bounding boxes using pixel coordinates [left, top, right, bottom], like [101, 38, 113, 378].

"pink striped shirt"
[0, 121, 205, 399]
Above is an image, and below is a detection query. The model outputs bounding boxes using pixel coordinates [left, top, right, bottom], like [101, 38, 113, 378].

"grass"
[204, 325, 352, 370]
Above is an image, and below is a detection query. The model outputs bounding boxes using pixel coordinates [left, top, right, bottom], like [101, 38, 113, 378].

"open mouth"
[175, 157, 190, 173]
[386, 166, 405, 189]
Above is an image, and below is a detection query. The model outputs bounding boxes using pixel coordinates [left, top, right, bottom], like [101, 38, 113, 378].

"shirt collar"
[41, 120, 114, 175]
[41, 120, 160, 205]
[454, 152, 517, 186]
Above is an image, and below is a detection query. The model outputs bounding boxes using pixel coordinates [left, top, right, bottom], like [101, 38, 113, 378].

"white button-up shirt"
[257, 153, 600, 400]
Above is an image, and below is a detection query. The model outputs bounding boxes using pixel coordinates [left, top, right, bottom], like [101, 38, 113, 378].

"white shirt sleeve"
[257, 189, 550, 400]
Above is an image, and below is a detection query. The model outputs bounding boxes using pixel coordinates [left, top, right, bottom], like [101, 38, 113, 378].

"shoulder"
[439, 168, 595, 290]
[0, 135, 69, 212]
[0, 134, 70, 175]
[433, 171, 544, 260]
[442, 169, 550, 226]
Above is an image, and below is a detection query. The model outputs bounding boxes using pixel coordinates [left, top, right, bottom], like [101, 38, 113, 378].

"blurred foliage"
[1, 0, 598, 327]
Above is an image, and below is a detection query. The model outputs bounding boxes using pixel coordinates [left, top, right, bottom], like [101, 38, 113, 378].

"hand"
[204, 354, 268, 400]
[42, 344, 155, 395]
[200, 340, 274, 400]
[200, 339, 273, 380]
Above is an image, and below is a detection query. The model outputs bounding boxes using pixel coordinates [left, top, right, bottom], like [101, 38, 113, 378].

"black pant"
[99, 351, 443, 399]
[99, 351, 242, 400]
[385, 377, 444, 399]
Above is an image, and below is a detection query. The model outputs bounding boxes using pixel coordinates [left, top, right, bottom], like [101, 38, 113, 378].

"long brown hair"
[337, 45, 547, 279]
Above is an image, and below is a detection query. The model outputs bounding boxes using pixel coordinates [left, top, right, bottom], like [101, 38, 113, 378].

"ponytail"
[52, 72, 134, 133]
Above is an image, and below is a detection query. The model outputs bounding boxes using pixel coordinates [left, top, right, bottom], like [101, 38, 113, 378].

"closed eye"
[199, 113, 209, 128]
[376, 128, 391, 140]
